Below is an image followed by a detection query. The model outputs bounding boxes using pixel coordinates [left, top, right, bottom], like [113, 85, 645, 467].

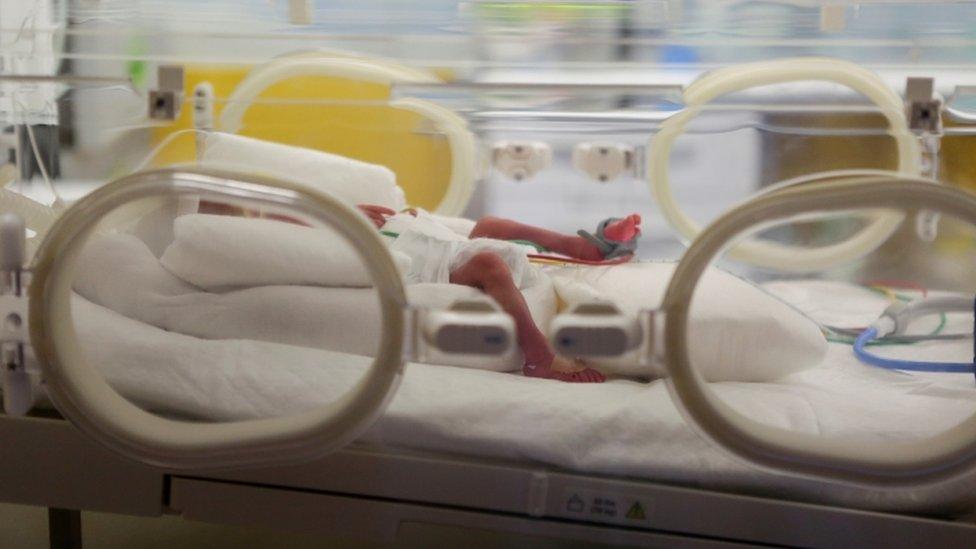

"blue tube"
[853, 327, 974, 373]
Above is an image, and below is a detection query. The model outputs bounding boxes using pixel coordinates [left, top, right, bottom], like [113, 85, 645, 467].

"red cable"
[527, 253, 635, 266]
[863, 278, 929, 297]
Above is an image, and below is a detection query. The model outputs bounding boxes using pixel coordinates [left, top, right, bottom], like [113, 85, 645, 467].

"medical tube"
[648, 58, 920, 272]
[854, 327, 973, 373]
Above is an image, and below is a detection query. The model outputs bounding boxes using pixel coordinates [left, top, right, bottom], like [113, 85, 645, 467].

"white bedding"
[72, 277, 976, 514]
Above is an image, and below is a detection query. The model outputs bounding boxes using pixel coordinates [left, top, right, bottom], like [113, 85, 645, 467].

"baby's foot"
[574, 214, 642, 260]
[603, 214, 642, 243]
[523, 355, 606, 383]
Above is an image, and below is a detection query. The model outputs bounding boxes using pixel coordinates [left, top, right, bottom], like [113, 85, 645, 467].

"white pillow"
[160, 214, 412, 290]
[200, 132, 407, 210]
[546, 262, 827, 382]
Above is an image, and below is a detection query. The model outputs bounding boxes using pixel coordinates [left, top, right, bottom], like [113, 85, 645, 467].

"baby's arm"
[358, 205, 395, 228]
[470, 215, 641, 261]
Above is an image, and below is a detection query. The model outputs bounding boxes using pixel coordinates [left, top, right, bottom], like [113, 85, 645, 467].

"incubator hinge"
[149, 66, 185, 121]
[572, 142, 637, 183]
[0, 213, 39, 416]
[402, 298, 517, 363]
[550, 303, 662, 367]
[491, 141, 552, 182]
[905, 77, 944, 242]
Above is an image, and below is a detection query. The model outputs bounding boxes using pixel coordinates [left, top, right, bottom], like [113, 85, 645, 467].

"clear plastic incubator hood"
[5, 1, 976, 546]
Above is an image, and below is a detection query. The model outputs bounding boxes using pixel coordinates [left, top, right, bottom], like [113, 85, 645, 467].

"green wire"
[507, 239, 549, 253]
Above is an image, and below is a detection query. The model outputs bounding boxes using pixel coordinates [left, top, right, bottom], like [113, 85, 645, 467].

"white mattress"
[72, 278, 976, 515]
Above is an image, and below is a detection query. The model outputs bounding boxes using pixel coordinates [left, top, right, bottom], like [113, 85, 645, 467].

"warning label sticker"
[561, 488, 651, 526]
[625, 501, 646, 521]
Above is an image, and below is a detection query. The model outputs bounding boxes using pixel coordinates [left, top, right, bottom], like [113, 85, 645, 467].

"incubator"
[4, 1, 976, 546]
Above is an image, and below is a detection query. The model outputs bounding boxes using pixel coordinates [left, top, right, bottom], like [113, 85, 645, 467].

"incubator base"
[1, 413, 975, 548]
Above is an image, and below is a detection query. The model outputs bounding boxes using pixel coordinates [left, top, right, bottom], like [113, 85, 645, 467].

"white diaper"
[385, 209, 534, 287]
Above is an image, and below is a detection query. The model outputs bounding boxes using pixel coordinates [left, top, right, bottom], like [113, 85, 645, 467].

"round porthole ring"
[29, 166, 407, 470]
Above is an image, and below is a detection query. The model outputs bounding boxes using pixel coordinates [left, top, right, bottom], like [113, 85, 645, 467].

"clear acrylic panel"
[684, 197, 976, 477]
[66, 177, 389, 424]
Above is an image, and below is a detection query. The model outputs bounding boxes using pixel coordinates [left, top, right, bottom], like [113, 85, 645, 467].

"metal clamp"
[905, 77, 944, 242]
[0, 213, 38, 416]
[149, 65, 185, 121]
[905, 77, 943, 135]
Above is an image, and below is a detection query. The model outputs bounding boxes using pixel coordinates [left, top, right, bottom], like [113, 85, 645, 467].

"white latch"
[491, 141, 552, 182]
[572, 142, 635, 183]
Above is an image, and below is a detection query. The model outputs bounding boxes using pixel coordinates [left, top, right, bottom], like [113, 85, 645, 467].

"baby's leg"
[449, 252, 605, 383]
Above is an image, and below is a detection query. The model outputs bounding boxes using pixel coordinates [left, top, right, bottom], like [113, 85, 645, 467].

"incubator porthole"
[28, 168, 406, 469]
[666, 180, 976, 485]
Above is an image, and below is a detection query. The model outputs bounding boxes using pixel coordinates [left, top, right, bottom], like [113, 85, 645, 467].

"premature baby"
[359, 205, 642, 384]
[199, 199, 640, 383]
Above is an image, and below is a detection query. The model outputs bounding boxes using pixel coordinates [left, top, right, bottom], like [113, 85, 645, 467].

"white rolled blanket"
[201, 132, 407, 210]
[160, 214, 412, 290]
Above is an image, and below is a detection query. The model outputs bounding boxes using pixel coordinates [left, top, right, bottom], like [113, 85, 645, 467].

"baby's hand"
[358, 205, 395, 229]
